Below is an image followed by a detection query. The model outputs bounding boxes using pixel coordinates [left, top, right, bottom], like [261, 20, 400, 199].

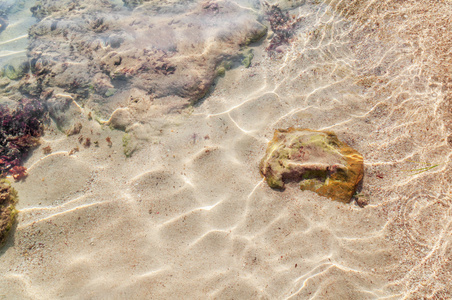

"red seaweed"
[0, 99, 46, 178]
[9, 166, 27, 180]
[264, 4, 301, 54]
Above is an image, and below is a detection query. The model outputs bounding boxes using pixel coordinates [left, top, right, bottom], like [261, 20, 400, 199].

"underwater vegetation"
[0, 99, 46, 178]
[264, 3, 300, 53]
[260, 128, 364, 203]
[403, 160, 440, 176]
[241, 49, 254, 68]
[122, 133, 133, 157]
[0, 180, 17, 246]
[0, 98, 47, 247]
[215, 48, 255, 76]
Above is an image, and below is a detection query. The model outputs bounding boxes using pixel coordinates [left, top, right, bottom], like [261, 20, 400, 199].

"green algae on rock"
[260, 128, 364, 203]
[2, 57, 30, 80]
[0, 180, 17, 246]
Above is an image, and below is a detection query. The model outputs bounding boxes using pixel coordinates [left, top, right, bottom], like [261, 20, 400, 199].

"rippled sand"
[1, 0, 452, 299]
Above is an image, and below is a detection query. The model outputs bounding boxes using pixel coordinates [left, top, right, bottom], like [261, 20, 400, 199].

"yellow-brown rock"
[0, 180, 17, 246]
[260, 128, 363, 203]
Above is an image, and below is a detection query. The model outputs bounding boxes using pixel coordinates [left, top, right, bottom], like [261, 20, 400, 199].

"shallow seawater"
[0, 0, 35, 63]
[1, 0, 452, 299]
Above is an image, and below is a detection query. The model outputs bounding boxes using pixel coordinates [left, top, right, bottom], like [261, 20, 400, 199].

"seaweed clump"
[260, 128, 364, 203]
[0, 99, 46, 178]
[0, 180, 17, 246]
[0, 99, 46, 246]
[264, 3, 300, 53]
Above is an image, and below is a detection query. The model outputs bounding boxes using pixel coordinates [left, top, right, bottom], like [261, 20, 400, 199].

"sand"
[1, 0, 452, 299]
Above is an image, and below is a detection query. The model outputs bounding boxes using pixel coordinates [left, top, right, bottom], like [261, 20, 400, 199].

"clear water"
[1, 0, 452, 299]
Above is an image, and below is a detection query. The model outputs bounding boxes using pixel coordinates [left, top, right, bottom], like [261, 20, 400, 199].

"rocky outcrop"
[26, 0, 267, 117]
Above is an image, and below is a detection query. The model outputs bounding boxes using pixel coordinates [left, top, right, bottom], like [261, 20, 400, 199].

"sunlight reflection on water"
[1, 0, 452, 299]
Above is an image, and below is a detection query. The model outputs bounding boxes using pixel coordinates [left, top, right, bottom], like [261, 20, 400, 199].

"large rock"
[27, 0, 267, 117]
[260, 128, 364, 203]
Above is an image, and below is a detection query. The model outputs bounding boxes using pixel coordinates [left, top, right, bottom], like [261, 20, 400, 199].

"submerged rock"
[122, 0, 143, 8]
[260, 128, 363, 203]
[0, 180, 17, 246]
[27, 0, 267, 117]
[2, 57, 30, 80]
